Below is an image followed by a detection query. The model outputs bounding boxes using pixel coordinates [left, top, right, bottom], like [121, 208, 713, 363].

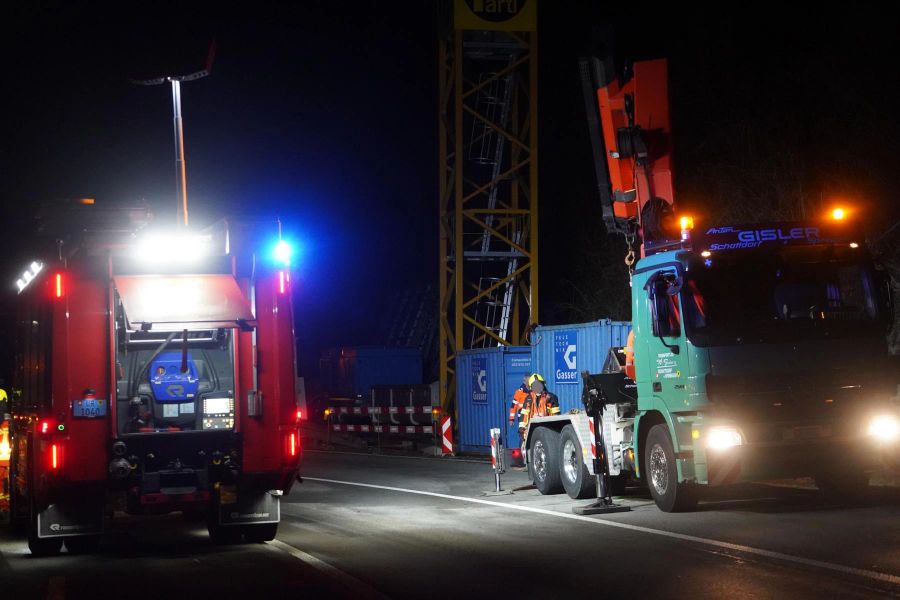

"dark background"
[2, 2, 898, 381]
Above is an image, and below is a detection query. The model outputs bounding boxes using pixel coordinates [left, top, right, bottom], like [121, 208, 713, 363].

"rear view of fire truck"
[7, 210, 301, 555]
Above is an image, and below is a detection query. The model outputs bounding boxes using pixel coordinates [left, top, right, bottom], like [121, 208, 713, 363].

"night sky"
[3, 3, 898, 379]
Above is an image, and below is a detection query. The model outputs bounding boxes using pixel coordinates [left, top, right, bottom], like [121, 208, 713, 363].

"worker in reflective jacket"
[519, 373, 560, 431]
[508, 376, 530, 426]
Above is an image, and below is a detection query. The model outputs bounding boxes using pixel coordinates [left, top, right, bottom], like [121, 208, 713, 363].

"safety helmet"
[527, 373, 546, 388]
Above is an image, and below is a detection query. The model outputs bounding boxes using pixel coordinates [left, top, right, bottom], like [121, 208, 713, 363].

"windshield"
[682, 245, 888, 346]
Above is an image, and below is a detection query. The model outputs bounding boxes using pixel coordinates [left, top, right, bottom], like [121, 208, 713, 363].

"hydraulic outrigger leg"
[574, 372, 630, 515]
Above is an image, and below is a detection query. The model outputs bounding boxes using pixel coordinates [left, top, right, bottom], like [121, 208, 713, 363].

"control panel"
[202, 396, 235, 430]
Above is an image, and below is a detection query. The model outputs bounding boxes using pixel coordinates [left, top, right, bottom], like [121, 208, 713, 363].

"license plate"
[72, 398, 107, 418]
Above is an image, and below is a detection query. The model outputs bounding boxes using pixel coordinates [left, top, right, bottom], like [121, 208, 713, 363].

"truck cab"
[631, 220, 898, 510]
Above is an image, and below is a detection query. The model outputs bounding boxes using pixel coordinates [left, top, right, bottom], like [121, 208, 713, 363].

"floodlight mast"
[171, 79, 189, 227]
[131, 41, 216, 228]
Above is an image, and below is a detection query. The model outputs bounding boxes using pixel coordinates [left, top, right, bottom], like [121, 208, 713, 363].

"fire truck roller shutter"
[113, 274, 255, 331]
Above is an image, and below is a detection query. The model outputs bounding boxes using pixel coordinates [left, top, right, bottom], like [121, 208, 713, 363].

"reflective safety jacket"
[509, 385, 529, 423]
[624, 330, 636, 380]
[0, 419, 10, 463]
[519, 390, 560, 429]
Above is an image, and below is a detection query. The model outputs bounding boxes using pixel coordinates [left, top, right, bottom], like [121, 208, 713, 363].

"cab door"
[641, 269, 691, 409]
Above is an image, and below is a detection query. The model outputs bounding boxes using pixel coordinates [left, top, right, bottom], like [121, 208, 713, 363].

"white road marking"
[304, 476, 900, 588]
[268, 539, 391, 600]
[306, 449, 488, 464]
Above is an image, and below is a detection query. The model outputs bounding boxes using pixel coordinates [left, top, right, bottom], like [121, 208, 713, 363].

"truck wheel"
[208, 520, 242, 544]
[645, 424, 697, 512]
[65, 535, 101, 554]
[207, 509, 242, 544]
[530, 427, 563, 495]
[243, 523, 278, 543]
[559, 425, 595, 499]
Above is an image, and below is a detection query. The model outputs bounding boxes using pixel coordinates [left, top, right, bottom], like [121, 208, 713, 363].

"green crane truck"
[523, 57, 899, 512]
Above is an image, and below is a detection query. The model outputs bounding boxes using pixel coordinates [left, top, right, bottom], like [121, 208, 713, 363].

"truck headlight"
[706, 426, 743, 450]
[867, 414, 900, 443]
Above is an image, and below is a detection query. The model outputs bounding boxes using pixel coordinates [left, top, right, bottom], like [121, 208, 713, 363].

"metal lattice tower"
[438, 1, 538, 419]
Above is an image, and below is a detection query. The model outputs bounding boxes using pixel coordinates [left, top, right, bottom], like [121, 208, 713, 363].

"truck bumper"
[694, 439, 894, 486]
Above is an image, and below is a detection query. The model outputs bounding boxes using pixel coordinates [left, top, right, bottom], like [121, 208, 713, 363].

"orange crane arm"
[579, 57, 676, 256]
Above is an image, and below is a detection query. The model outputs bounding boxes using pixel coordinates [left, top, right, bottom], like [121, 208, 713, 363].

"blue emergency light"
[272, 239, 292, 266]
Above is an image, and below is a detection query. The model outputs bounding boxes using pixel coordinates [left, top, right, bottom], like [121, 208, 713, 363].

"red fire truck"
[5, 207, 301, 555]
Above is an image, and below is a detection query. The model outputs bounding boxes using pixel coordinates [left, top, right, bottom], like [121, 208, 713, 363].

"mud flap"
[37, 502, 103, 538]
[218, 491, 280, 526]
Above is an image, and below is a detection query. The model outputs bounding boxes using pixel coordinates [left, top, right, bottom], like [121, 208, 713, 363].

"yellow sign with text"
[454, 0, 536, 32]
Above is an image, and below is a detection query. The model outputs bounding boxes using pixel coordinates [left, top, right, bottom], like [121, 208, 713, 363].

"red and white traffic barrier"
[490, 431, 498, 470]
[588, 419, 597, 461]
[331, 424, 434, 434]
[332, 405, 439, 415]
[440, 416, 453, 455]
[489, 427, 503, 492]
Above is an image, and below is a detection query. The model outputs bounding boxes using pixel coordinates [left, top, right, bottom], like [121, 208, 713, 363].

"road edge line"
[269, 539, 391, 600]
[303, 476, 900, 588]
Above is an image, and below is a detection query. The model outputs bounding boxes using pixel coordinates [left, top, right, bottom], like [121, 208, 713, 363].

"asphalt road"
[2, 451, 900, 599]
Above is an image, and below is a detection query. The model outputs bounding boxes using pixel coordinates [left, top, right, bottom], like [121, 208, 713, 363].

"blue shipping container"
[530, 319, 632, 414]
[456, 346, 532, 454]
[323, 346, 423, 397]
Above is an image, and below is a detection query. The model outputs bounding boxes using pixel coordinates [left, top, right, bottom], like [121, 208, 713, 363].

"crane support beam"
[438, 1, 538, 423]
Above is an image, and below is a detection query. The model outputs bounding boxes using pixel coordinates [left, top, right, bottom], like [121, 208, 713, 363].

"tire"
[28, 533, 63, 556]
[645, 424, 698, 512]
[208, 520, 242, 544]
[529, 427, 563, 495]
[559, 425, 595, 499]
[65, 535, 101, 554]
[207, 509, 242, 544]
[243, 523, 278, 543]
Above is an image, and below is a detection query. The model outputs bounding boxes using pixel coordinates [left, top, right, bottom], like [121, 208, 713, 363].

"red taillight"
[511, 448, 522, 458]
[55, 273, 64, 298]
[40, 419, 53, 435]
[49, 443, 63, 470]
[284, 431, 299, 459]
[296, 409, 303, 421]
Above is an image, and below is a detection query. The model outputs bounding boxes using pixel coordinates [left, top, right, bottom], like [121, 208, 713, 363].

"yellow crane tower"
[438, 0, 539, 423]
